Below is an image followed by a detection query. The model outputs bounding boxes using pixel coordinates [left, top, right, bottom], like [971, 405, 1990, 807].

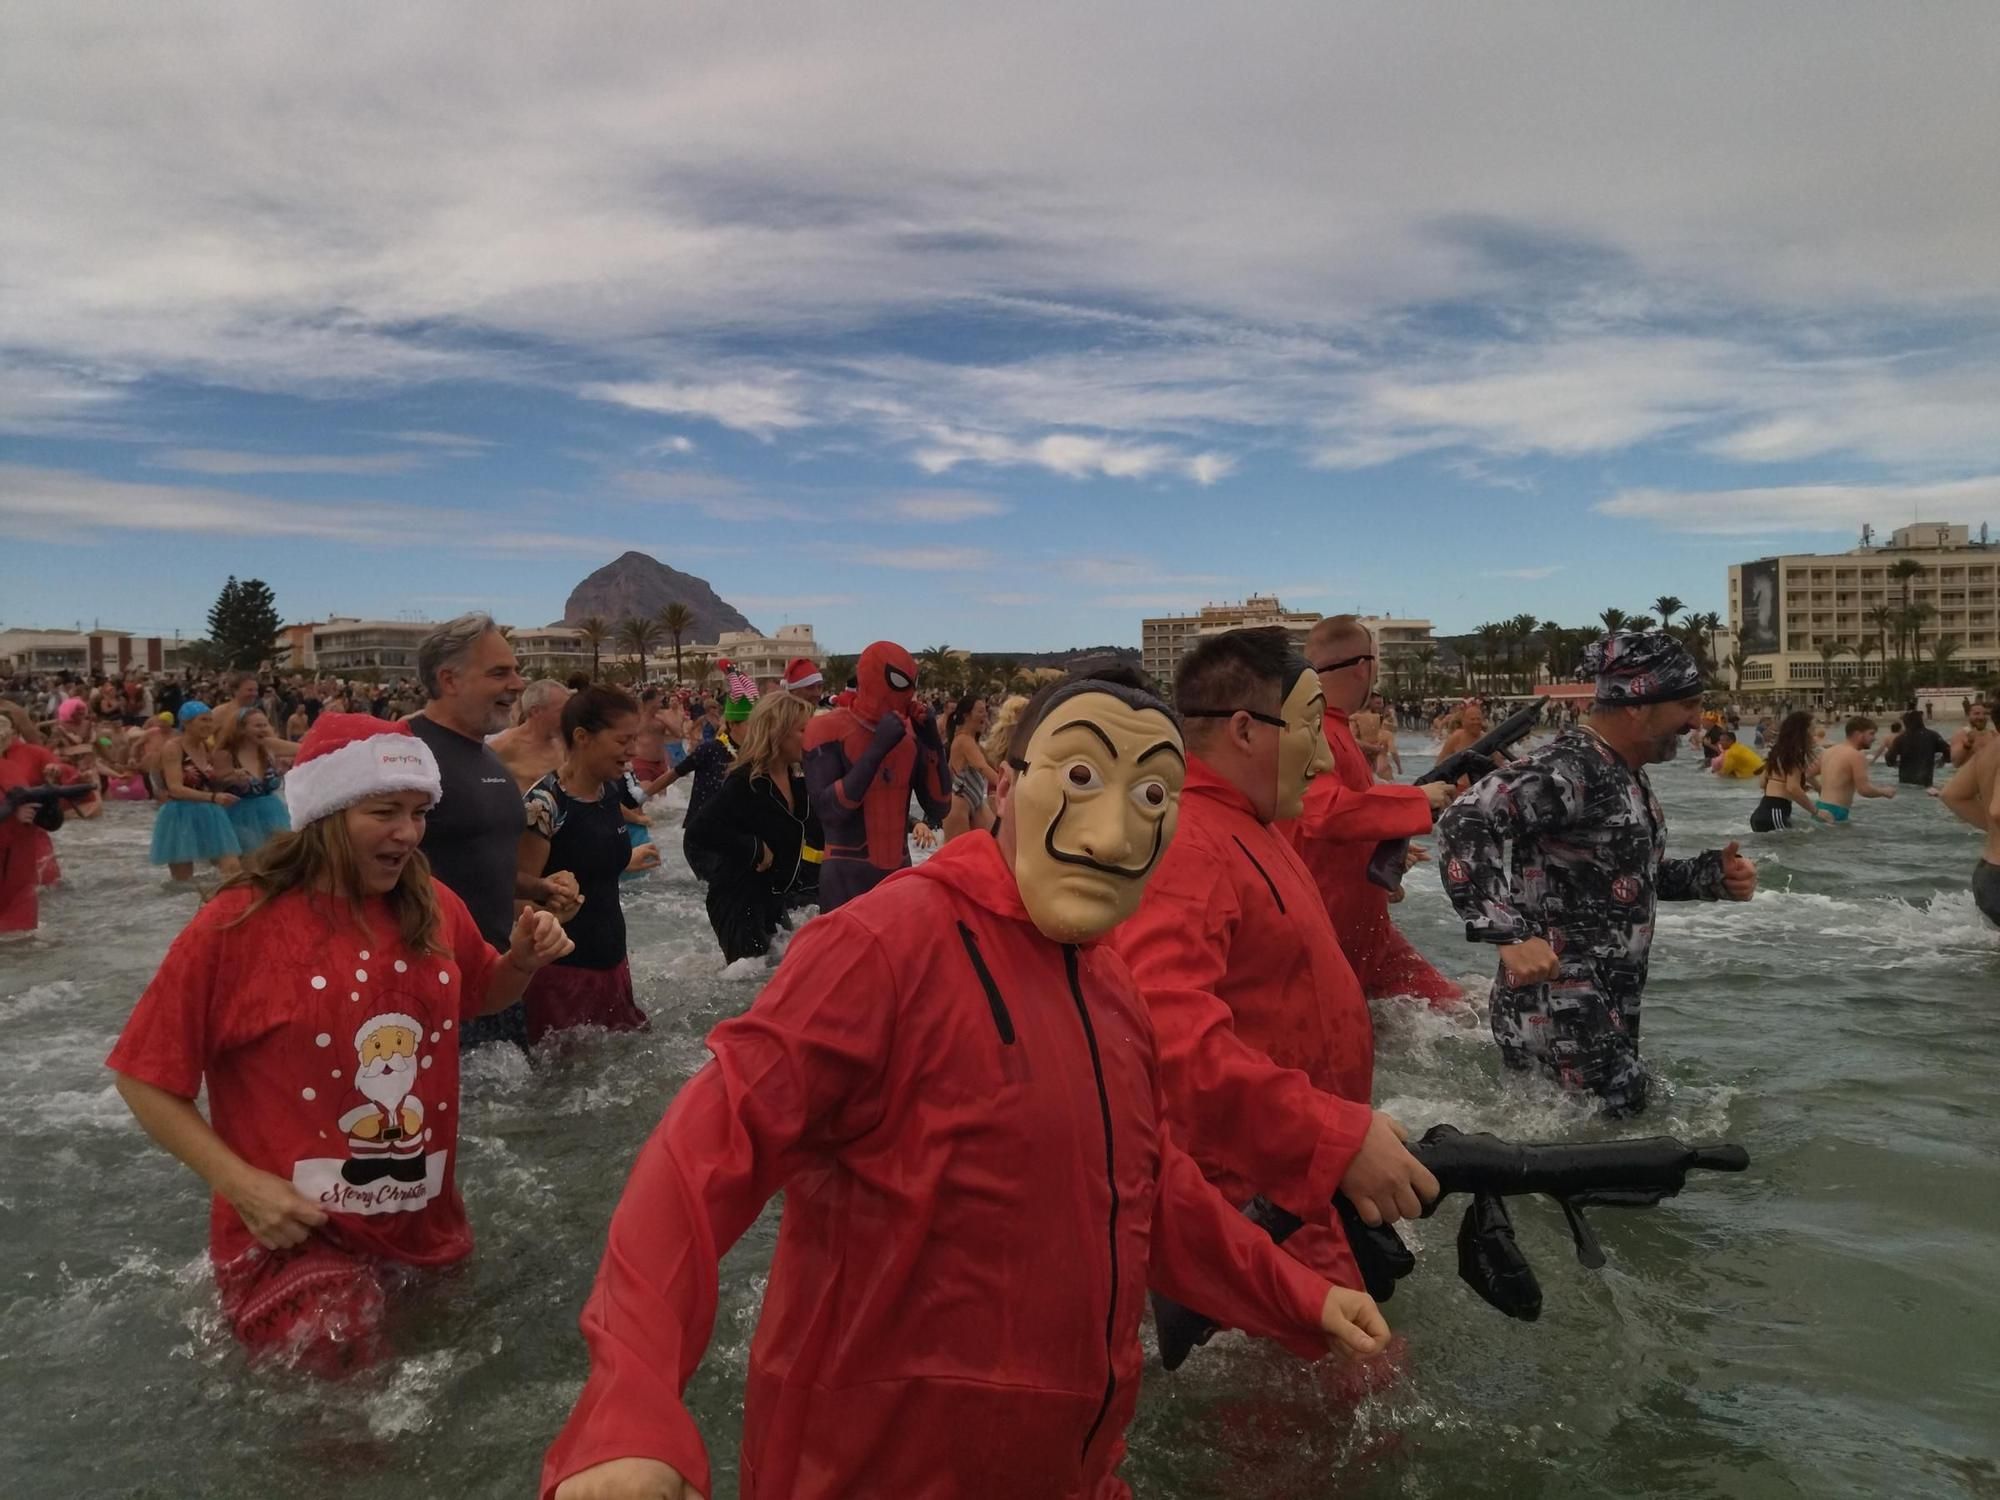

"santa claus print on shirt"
[338, 1013, 428, 1186]
[293, 1002, 451, 1215]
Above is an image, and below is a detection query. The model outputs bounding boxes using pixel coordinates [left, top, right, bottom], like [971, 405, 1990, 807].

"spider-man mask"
[855, 641, 919, 722]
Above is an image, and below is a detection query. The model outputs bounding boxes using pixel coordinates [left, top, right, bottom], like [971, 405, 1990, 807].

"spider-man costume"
[803, 641, 950, 911]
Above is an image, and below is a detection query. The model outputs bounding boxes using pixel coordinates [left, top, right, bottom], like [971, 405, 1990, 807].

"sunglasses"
[1312, 652, 1375, 672]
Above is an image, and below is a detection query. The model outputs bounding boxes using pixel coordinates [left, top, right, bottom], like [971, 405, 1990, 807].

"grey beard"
[1651, 734, 1681, 763]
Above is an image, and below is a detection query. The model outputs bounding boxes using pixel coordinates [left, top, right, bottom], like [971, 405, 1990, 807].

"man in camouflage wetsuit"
[1436, 631, 1758, 1114]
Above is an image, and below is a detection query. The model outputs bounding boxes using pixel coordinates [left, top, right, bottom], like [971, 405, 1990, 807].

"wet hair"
[1172, 628, 1296, 740]
[1005, 670, 1179, 768]
[1902, 709, 1925, 734]
[1844, 715, 1876, 737]
[561, 684, 639, 746]
[222, 812, 447, 956]
[1766, 710, 1818, 777]
[417, 612, 499, 698]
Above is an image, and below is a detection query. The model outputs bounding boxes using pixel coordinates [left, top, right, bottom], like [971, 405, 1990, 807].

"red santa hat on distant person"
[783, 657, 823, 691]
[286, 713, 442, 831]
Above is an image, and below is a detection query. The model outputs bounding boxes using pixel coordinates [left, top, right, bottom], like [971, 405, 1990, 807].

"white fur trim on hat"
[287, 734, 443, 830]
[354, 1012, 425, 1052]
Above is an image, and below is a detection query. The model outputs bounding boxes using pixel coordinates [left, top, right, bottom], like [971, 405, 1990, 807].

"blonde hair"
[222, 809, 446, 956]
[211, 703, 269, 753]
[730, 692, 814, 783]
[982, 695, 1029, 764]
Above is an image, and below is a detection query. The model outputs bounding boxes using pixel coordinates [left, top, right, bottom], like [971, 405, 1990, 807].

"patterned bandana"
[1579, 631, 1704, 706]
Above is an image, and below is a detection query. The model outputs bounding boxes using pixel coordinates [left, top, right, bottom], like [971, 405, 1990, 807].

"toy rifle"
[1366, 698, 1545, 892]
[1152, 1124, 1749, 1370]
[3, 781, 96, 831]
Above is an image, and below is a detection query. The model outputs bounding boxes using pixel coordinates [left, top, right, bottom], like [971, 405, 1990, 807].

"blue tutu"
[622, 820, 654, 881]
[150, 801, 243, 866]
[225, 791, 291, 853]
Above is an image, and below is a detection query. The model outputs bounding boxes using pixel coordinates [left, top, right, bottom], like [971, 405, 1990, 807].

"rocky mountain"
[563, 551, 757, 642]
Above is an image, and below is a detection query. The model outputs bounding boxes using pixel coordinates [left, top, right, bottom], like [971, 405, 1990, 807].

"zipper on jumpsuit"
[1063, 943, 1120, 1464]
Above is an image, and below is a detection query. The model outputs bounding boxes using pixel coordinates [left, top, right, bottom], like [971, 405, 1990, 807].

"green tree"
[1927, 634, 1962, 688]
[1652, 595, 1684, 628]
[1863, 604, 1895, 668]
[1887, 558, 1925, 658]
[618, 616, 663, 679]
[656, 602, 695, 685]
[1598, 607, 1629, 635]
[1625, 614, 1656, 632]
[575, 616, 609, 681]
[822, 653, 857, 695]
[206, 576, 282, 671]
[1816, 639, 1850, 703]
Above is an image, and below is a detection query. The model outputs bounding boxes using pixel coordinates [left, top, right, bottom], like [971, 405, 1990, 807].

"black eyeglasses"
[1180, 707, 1289, 727]
[1312, 652, 1375, 672]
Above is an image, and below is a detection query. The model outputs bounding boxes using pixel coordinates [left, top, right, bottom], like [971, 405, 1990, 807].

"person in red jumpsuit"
[541, 675, 1391, 1500]
[1113, 628, 1439, 1292]
[802, 639, 950, 910]
[1291, 614, 1461, 1006]
[1, 710, 66, 935]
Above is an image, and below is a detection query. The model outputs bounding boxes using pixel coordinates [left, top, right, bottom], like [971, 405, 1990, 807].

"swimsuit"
[1749, 796, 1793, 833]
[1814, 800, 1849, 823]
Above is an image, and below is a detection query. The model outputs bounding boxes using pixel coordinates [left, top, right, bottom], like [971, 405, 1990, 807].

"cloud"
[1594, 476, 2000, 537]
[585, 379, 810, 437]
[0, 463, 672, 560]
[611, 468, 812, 521]
[818, 543, 996, 571]
[376, 429, 494, 452]
[151, 448, 428, 476]
[859, 489, 1011, 523]
[912, 426, 1230, 484]
[1481, 565, 1563, 580]
[649, 435, 697, 455]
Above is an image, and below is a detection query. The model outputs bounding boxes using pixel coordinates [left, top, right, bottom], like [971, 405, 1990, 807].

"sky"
[5, 3, 2000, 653]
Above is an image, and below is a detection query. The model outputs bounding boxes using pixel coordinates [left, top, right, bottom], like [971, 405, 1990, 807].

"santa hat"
[783, 657, 823, 691]
[287, 713, 442, 831]
[355, 1012, 425, 1053]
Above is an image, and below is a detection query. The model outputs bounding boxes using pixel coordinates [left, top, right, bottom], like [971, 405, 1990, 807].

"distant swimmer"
[1710, 730, 1764, 780]
[1816, 716, 1895, 822]
[1950, 700, 1995, 768]
[1883, 708, 1950, 793]
[1939, 735, 2000, 925]
[1749, 712, 1830, 831]
[1351, 691, 1400, 777]
[1438, 700, 1509, 769]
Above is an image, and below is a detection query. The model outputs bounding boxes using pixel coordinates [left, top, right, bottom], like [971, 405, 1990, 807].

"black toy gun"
[1366, 699, 1545, 893]
[3, 781, 96, 831]
[1152, 1124, 1749, 1370]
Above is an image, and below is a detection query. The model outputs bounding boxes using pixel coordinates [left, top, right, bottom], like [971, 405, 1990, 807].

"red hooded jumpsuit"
[1112, 759, 1376, 1289]
[1290, 709, 1460, 1005]
[541, 833, 1339, 1500]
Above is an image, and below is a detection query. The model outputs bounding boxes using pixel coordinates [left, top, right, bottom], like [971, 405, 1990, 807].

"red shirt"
[1113, 757, 1377, 1287]
[542, 833, 1334, 1500]
[108, 882, 501, 1270]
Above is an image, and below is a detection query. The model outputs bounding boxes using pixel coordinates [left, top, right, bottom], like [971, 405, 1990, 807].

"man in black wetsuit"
[409, 613, 580, 1051]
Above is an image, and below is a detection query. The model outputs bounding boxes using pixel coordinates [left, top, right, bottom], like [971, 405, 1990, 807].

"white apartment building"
[513, 624, 591, 680]
[1140, 598, 1435, 685]
[1729, 522, 2000, 694]
[0, 628, 194, 676]
[309, 619, 433, 676]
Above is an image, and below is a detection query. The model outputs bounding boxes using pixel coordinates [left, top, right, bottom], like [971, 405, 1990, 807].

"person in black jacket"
[683, 692, 822, 963]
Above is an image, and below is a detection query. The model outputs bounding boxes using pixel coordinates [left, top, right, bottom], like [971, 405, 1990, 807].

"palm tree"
[1725, 647, 1748, 689]
[822, 653, 857, 695]
[617, 616, 663, 679]
[1851, 635, 1878, 689]
[656, 602, 696, 685]
[1474, 622, 1501, 692]
[682, 650, 713, 690]
[1625, 614, 1656, 632]
[1652, 595, 1684, 629]
[1928, 633, 1962, 688]
[1887, 558, 1925, 658]
[1816, 639, 1849, 704]
[1863, 604, 1896, 668]
[575, 616, 609, 681]
[918, 643, 956, 692]
[1899, 602, 1937, 670]
[1508, 613, 1540, 690]
[1598, 607, 1629, 635]
[1412, 647, 1436, 696]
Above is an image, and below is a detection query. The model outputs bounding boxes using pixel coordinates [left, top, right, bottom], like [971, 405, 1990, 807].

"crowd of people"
[7, 607, 1995, 1496]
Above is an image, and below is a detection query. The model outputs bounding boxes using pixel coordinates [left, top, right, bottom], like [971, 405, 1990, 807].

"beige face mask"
[1274, 672, 1332, 820]
[1010, 694, 1187, 942]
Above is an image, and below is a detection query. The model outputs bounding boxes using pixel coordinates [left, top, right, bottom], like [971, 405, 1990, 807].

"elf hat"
[286, 713, 442, 831]
[783, 657, 823, 691]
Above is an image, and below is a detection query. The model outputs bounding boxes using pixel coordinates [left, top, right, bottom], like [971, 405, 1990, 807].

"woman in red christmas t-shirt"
[108, 715, 574, 1376]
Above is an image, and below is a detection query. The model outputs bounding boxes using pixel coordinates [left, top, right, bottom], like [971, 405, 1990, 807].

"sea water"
[3, 746, 1996, 1499]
